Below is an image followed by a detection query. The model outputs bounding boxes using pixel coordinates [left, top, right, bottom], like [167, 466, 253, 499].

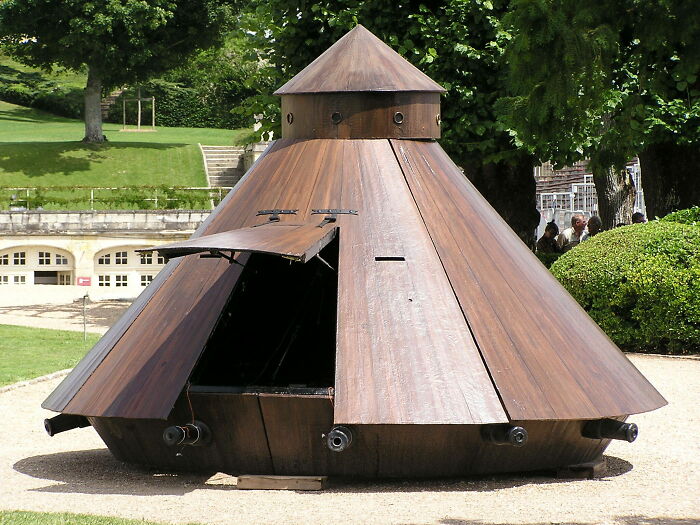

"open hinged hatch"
[137, 221, 338, 264]
[137, 220, 341, 395]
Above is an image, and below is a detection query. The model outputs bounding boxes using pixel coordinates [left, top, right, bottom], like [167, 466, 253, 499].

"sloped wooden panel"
[333, 140, 507, 425]
[142, 223, 338, 263]
[42, 141, 280, 413]
[53, 139, 319, 418]
[392, 139, 667, 420]
[275, 25, 445, 94]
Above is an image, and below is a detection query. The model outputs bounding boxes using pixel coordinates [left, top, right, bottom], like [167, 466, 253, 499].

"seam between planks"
[387, 138, 510, 423]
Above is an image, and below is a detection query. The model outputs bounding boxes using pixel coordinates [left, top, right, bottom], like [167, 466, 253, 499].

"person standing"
[536, 221, 561, 253]
[586, 215, 603, 237]
[632, 212, 647, 223]
[557, 214, 588, 252]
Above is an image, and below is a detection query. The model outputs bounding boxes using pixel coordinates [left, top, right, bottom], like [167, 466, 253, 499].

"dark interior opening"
[34, 271, 58, 285]
[190, 236, 338, 389]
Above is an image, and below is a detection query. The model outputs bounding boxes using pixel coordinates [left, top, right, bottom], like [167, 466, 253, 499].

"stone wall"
[0, 210, 210, 235]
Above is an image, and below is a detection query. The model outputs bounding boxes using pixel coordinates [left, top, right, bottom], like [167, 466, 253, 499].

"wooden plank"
[281, 93, 440, 139]
[237, 475, 327, 491]
[144, 223, 338, 263]
[90, 392, 274, 474]
[258, 395, 334, 476]
[392, 139, 667, 420]
[333, 140, 507, 425]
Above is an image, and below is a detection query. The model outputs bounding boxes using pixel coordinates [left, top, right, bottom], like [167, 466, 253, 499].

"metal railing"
[2, 186, 232, 211]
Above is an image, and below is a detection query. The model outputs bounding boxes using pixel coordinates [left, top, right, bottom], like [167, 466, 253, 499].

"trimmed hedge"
[0, 82, 83, 119]
[550, 221, 700, 354]
[662, 206, 700, 225]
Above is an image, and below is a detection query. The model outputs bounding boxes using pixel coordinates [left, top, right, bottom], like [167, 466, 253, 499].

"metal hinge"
[311, 209, 358, 227]
[255, 209, 298, 226]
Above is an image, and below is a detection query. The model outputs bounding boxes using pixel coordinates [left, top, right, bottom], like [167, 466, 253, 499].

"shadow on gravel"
[310, 455, 632, 494]
[13, 449, 225, 496]
[14, 449, 633, 496]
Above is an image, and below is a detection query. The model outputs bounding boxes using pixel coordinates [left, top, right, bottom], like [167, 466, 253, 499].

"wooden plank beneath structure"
[392, 139, 667, 420]
[333, 140, 507, 425]
[237, 475, 327, 491]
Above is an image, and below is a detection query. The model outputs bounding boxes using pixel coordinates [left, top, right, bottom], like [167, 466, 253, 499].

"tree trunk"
[590, 164, 636, 229]
[463, 153, 539, 248]
[638, 142, 700, 219]
[83, 64, 106, 143]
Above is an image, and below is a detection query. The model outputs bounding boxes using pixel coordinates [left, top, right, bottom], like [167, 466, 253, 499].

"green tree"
[499, 0, 700, 224]
[0, 0, 235, 143]
[239, 0, 540, 244]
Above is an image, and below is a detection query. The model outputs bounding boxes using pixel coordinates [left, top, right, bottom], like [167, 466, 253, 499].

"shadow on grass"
[0, 102, 73, 124]
[0, 141, 188, 177]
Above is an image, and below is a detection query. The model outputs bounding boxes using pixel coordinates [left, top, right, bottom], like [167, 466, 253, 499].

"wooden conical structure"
[43, 25, 666, 478]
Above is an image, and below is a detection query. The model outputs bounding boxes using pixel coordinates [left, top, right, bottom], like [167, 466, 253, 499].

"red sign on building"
[76, 277, 91, 286]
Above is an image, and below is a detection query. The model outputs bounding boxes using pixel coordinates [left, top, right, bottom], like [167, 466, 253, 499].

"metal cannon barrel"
[582, 419, 638, 442]
[481, 425, 529, 447]
[44, 414, 90, 436]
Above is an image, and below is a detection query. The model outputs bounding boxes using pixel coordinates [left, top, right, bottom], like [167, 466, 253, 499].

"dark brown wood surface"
[53, 139, 506, 424]
[392, 139, 667, 420]
[281, 93, 440, 139]
[91, 393, 615, 477]
[142, 222, 338, 263]
[333, 140, 507, 425]
[274, 25, 445, 95]
[90, 392, 274, 474]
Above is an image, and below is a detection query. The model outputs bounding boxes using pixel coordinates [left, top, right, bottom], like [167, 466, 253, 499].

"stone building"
[0, 210, 208, 300]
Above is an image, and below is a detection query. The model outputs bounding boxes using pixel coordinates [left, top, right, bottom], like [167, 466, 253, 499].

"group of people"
[536, 211, 647, 254]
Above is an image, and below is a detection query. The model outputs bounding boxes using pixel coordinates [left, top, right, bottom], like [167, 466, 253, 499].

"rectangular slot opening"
[374, 256, 405, 261]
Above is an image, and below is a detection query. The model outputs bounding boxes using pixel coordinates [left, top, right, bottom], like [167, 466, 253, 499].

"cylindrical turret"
[274, 25, 445, 140]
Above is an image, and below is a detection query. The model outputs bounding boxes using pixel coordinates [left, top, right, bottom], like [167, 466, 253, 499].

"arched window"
[0, 246, 74, 285]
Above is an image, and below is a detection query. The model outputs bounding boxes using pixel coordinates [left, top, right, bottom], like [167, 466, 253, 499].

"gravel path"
[0, 300, 130, 334]
[1, 355, 698, 525]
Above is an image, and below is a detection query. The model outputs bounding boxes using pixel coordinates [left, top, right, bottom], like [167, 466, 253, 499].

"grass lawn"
[0, 101, 251, 189]
[0, 53, 86, 91]
[0, 324, 100, 387]
[0, 511, 202, 525]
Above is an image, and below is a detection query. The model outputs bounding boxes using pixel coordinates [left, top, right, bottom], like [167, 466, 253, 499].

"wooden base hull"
[89, 392, 615, 478]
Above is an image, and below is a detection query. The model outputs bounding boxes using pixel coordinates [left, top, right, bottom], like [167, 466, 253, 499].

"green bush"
[662, 206, 700, 225]
[535, 251, 562, 268]
[550, 221, 700, 354]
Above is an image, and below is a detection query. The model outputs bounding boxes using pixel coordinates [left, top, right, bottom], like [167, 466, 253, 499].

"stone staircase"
[101, 88, 126, 119]
[199, 145, 246, 188]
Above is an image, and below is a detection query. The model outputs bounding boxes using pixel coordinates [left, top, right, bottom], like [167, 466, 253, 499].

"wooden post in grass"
[137, 88, 142, 131]
[121, 89, 156, 132]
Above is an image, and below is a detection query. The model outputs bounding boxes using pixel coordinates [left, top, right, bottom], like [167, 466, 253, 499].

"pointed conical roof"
[274, 25, 445, 95]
